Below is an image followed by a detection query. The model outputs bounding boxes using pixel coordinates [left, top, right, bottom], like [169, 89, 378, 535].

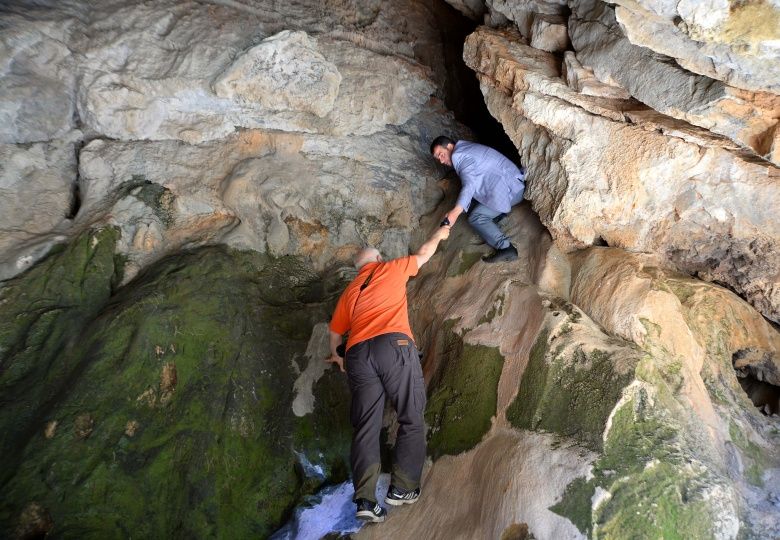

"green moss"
[478, 292, 505, 326]
[425, 321, 504, 458]
[452, 251, 483, 276]
[663, 280, 697, 306]
[0, 227, 121, 483]
[550, 477, 592, 536]
[505, 329, 550, 429]
[130, 178, 175, 226]
[552, 398, 716, 539]
[0, 241, 352, 537]
[507, 329, 637, 451]
[729, 420, 767, 487]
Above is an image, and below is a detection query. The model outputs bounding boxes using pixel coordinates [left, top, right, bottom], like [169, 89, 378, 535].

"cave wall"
[1, 0, 779, 538]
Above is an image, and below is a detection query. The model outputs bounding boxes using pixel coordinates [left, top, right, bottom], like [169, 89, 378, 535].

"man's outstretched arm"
[415, 225, 451, 268]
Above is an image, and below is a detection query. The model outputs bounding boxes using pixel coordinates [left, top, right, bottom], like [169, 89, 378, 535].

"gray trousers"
[345, 332, 426, 502]
[467, 190, 524, 249]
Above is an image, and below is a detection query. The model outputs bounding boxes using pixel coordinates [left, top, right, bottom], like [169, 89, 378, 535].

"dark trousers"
[345, 332, 427, 502]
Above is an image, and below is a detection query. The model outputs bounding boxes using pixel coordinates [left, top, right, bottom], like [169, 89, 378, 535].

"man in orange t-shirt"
[327, 225, 450, 523]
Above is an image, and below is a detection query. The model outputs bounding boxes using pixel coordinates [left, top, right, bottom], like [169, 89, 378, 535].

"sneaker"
[482, 244, 518, 263]
[355, 499, 386, 523]
[384, 485, 421, 506]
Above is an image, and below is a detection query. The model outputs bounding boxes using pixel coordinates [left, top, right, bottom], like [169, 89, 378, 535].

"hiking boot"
[355, 499, 386, 523]
[482, 244, 518, 263]
[384, 485, 421, 506]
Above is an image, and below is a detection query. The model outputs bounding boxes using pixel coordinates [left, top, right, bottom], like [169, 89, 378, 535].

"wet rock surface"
[0, 234, 352, 537]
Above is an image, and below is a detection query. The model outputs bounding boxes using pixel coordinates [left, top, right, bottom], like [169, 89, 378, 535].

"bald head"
[354, 247, 381, 270]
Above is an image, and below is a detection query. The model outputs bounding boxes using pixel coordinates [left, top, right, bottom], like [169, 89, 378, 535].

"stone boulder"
[213, 30, 342, 118]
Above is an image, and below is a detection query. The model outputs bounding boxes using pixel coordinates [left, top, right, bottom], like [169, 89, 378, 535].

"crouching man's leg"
[467, 203, 518, 263]
[346, 339, 387, 522]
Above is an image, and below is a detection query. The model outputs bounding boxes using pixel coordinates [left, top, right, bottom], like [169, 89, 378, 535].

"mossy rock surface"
[551, 393, 716, 539]
[0, 227, 123, 479]
[0, 232, 352, 538]
[506, 328, 638, 451]
[425, 320, 504, 458]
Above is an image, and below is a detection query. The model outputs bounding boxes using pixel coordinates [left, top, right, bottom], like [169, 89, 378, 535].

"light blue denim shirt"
[452, 140, 525, 213]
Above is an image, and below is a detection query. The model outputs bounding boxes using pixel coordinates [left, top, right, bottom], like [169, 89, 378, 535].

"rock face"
[2, 0, 780, 539]
[0, 0, 463, 280]
[0, 230, 352, 537]
[569, 0, 780, 165]
[360, 196, 780, 540]
[0, 0, 463, 536]
[612, 0, 780, 94]
[463, 26, 780, 324]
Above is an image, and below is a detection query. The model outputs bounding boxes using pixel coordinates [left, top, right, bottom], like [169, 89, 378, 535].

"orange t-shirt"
[329, 256, 419, 351]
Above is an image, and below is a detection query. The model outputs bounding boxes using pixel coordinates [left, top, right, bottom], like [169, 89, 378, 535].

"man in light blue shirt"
[430, 136, 525, 263]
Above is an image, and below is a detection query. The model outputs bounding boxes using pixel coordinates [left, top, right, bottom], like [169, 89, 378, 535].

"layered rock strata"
[463, 25, 780, 324]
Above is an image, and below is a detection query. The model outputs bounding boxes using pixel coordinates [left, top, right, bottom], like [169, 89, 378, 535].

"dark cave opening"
[434, 1, 523, 167]
[733, 350, 780, 416]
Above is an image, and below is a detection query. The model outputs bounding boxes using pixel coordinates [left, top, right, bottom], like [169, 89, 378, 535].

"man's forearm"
[417, 235, 442, 261]
[415, 226, 450, 267]
[329, 330, 343, 358]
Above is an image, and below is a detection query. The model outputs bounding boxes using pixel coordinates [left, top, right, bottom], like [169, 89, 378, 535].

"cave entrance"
[434, 1, 522, 166]
[733, 351, 780, 416]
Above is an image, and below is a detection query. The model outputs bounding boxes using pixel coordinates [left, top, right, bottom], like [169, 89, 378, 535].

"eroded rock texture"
[2, 0, 780, 538]
[361, 191, 780, 539]
[464, 22, 780, 324]
[0, 0, 464, 536]
[0, 0, 463, 281]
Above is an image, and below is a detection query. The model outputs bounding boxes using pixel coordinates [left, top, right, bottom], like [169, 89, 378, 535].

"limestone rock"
[613, 0, 780, 94]
[529, 14, 569, 52]
[464, 26, 780, 323]
[0, 16, 75, 143]
[359, 198, 780, 538]
[0, 239, 352, 537]
[489, 0, 568, 19]
[0, 0, 464, 283]
[560, 247, 780, 537]
[569, 0, 780, 164]
[213, 31, 341, 118]
[69, 2, 436, 142]
[75, 128, 441, 280]
[378, 198, 778, 538]
[562, 51, 631, 99]
[444, 0, 488, 21]
[0, 140, 75, 254]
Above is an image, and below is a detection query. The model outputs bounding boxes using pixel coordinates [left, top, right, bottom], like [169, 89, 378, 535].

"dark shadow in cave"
[433, 1, 522, 167]
[733, 350, 780, 416]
